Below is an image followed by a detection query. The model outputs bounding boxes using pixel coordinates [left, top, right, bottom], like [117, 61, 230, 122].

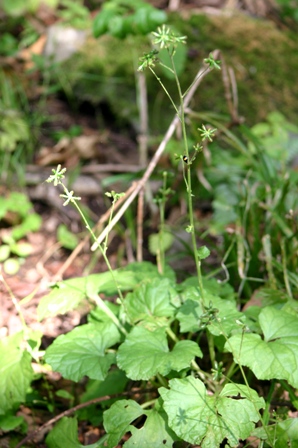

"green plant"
[0, 62, 52, 182]
[1, 0, 58, 17]
[3, 26, 298, 448]
[149, 171, 174, 273]
[93, 0, 167, 39]
[52, 124, 83, 143]
[0, 72, 32, 181]
[276, 0, 298, 22]
[0, 192, 41, 274]
[186, 110, 298, 297]
[0, 33, 19, 56]
[57, 0, 91, 29]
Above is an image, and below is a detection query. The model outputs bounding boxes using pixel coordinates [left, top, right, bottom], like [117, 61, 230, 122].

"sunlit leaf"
[125, 278, 177, 324]
[45, 322, 120, 381]
[117, 326, 202, 380]
[159, 376, 264, 447]
[0, 332, 34, 414]
[103, 400, 144, 447]
[226, 306, 298, 388]
[46, 417, 100, 448]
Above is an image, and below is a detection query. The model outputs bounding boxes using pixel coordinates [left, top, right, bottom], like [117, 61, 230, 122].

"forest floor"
[0, 1, 292, 446]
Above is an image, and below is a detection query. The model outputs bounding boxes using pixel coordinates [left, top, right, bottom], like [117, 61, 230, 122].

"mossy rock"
[57, 34, 149, 129]
[179, 12, 298, 125]
[56, 12, 298, 130]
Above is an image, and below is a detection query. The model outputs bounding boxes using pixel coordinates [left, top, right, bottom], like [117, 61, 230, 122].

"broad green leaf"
[103, 400, 144, 447]
[124, 407, 176, 448]
[45, 322, 120, 382]
[159, 376, 264, 447]
[37, 284, 86, 320]
[93, 9, 114, 38]
[176, 286, 203, 330]
[133, 6, 151, 34]
[179, 277, 235, 302]
[88, 302, 120, 324]
[243, 306, 262, 333]
[38, 271, 134, 320]
[208, 295, 245, 336]
[46, 417, 100, 448]
[0, 332, 34, 414]
[108, 15, 126, 38]
[226, 306, 298, 387]
[123, 261, 176, 284]
[85, 270, 138, 297]
[177, 287, 244, 336]
[117, 327, 202, 380]
[38, 262, 174, 319]
[125, 278, 176, 325]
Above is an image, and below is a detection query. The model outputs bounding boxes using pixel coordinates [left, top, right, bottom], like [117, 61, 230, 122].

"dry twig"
[15, 387, 156, 448]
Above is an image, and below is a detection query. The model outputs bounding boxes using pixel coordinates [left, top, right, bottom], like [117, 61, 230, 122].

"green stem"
[90, 293, 127, 336]
[149, 67, 180, 116]
[223, 361, 239, 383]
[156, 373, 168, 388]
[169, 52, 205, 306]
[158, 172, 168, 274]
[262, 380, 275, 426]
[262, 234, 277, 290]
[59, 182, 128, 331]
[207, 332, 216, 369]
[166, 326, 179, 343]
[141, 399, 157, 409]
[69, 192, 124, 304]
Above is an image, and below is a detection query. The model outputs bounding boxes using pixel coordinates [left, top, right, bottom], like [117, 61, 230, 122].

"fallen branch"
[15, 387, 156, 448]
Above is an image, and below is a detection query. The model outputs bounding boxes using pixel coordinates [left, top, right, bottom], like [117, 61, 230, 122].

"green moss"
[172, 12, 298, 124]
[55, 12, 298, 129]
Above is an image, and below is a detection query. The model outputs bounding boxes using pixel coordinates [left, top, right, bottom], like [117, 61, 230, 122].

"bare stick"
[221, 55, 239, 123]
[91, 52, 220, 251]
[228, 65, 239, 119]
[15, 387, 156, 448]
[137, 187, 144, 261]
[137, 70, 149, 167]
